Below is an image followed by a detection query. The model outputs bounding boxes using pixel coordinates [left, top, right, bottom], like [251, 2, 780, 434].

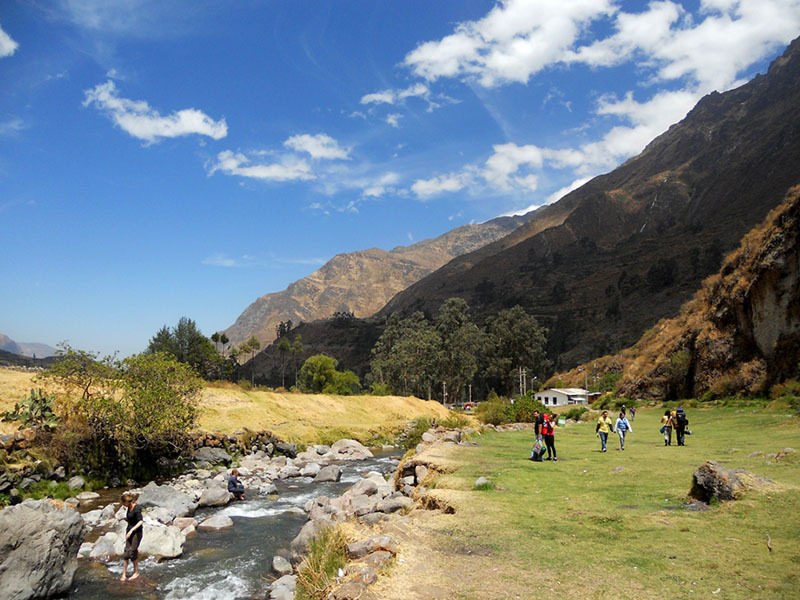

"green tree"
[484, 305, 550, 396]
[290, 335, 304, 388]
[39, 343, 118, 400]
[277, 337, 291, 388]
[146, 317, 221, 379]
[434, 298, 484, 404]
[242, 336, 261, 385]
[298, 354, 360, 395]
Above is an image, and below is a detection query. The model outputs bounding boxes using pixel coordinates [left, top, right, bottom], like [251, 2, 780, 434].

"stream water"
[68, 451, 399, 600]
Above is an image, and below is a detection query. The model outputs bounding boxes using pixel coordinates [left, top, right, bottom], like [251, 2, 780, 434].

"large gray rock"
[139, 524, 185, 559]
[198, 514, 234, 530]
[137, 482, 197, 521]
[66, 476, 85, 490]
[329, 439, 373, 460]
[275, 442, 298, 459]
[290, 518, 332, 554]
[314, 465, 342, 483]
[689, 461, 771, 502]
[0, 499, 87, 600]
[197, 485, 232, 508]
[272, 554, 293, 576]
[269, 574, 297, 600]
[193, 447, 232, 466]
[346, 535, 397, 559]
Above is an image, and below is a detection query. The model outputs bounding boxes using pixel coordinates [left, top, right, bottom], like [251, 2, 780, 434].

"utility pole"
[443, 381, 447, 405]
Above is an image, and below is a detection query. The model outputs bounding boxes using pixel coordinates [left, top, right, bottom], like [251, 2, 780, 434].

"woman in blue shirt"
[615, 412, 633, 450]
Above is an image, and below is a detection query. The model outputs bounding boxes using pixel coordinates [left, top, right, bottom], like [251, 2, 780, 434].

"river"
[69, 451, 399, 600]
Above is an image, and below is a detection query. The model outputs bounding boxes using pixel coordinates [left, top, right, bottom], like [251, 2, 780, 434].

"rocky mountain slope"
[565, 185, 800, 399]
[248, 36, 800, 382]
[222, 214, 531, 347]
[378, 35, 800, 370]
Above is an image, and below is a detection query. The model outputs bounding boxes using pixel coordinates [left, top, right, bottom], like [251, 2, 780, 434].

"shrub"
[475, 393, 509, 426]
[770, 380, 800, 411]
[402, 416, 435, 449]
[440, 414, 471, 429]
[369, 382, 393, 396]
[563, 406, 589, 421]
[296, 526, 349, 600]
[1, 389, 60, 430]
[509, 393, 546, 423]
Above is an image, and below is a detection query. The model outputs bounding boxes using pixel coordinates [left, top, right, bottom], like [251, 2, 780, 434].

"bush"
[402, 417, 435, 449]
[770, 380, 800, 411]
[296, 526, 349, 600]
[563, 406, 589, 421]
[509, 393, 546, 423]
[475, 393, 512, 426]
[369, 382, 393, 396]
[440, 414, 471, 429]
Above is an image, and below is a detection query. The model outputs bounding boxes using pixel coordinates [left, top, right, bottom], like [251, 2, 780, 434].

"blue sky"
[2, 0, 798, 357]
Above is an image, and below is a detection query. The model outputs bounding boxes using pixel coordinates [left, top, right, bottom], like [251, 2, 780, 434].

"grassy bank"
[0, 368, 450, 443]
[373, 405, 800, 599]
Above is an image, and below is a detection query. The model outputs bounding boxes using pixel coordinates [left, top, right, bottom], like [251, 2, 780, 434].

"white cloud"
[483, 143, 544, 189]
[404, 0, 615, 86]
[0, 117, 26, 137]
[202, 253, 240, 267]
[83, 80, 227, 144]
[0, 24, 18, 58]
[284, 133, 350, 160]
[385, 113, 402, 128]
[209, 150, 314, 182]
[360, 83, 430, 105]
[412, 172, 474, 199]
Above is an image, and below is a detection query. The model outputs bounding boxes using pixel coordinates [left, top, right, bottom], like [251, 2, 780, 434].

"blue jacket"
[615, 417, 632, 432]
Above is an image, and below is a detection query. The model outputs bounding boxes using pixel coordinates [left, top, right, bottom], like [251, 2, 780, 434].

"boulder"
[329, 439, 373, 460]
[689, 461, 772, 502]
[349, 478, 379, 497]
[0, 499, 87, 600]
[346, 535, 397, 559]
[139, 524, 185, 559]
[172, 517, 198, 531]
[269, 574, 297, 600]
[315, 465, 342, 483]
[300, 462, 321, 477]
[197, 485, 232, 508]
[272, 554, 293, 576]
[137, 481, 197, 521]
[275, 442, 298, 459]
[377, 496, 413, 513]
[66, 476, 85, 490]
[76, 491, 100, 504]
[198, 514, 234, 530]
[193, 446, 232, 466]
[88, 531, 123, 561]
[290, 518, 332, 554]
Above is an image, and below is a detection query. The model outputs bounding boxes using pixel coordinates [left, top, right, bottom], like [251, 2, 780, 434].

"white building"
[535, 388, 589, 407]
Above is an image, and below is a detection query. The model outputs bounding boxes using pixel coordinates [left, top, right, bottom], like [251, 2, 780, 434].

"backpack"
[676, 411, 688, 427]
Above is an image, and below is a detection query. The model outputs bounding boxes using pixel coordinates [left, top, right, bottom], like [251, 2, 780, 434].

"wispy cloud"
[0, 24, 18, 58]
[360, 83, 430, 106]
[0, 117, 26, 137]
[284, 133, 350, 160]
[208, 150, 313, 182]
[83, 80, 227, 144]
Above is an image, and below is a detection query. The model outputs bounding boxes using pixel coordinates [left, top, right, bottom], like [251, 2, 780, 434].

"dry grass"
[198, 385, 450, 442]
[0, 368, 38, 434]
[0, 368, 450, 442]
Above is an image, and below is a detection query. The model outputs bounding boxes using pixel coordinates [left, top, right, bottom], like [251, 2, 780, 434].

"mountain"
[564, 185, 800, 399]
[222, 214, 532, 347]
[378, 35, 800, 369]
[0, 334, 57, 359]
[250, 36, 800, 383]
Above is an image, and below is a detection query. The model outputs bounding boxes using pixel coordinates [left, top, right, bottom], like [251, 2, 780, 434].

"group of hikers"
[529, 405, 689, 461]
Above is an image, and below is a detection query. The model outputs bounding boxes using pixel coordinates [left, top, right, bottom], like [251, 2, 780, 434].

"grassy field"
[373, 405, 800, 600]
[0, 367, 450, 442]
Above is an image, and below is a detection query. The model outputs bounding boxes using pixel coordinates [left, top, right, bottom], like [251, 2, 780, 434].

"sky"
[2, 0, 799, 357]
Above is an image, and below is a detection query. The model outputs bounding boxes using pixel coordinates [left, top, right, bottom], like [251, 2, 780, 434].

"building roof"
[537, 388, 589, 395]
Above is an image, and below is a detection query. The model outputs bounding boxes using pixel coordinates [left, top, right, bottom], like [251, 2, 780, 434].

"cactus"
[1, 389, 60, 430]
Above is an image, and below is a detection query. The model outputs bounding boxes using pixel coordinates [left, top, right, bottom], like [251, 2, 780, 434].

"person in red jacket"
[541, 413, 557, 461]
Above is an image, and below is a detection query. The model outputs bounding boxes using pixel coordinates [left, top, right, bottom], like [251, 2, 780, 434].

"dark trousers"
[676, 426, 686, 446]
[543, 434, 556, 459]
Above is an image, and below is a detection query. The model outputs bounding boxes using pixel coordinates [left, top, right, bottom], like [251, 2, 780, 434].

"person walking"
[630, 406, 636, 421]
[541, 413, 557, 461]
[660, 410, 674, 446]
[615, 411, 633, 450]
[530, 409, 545, 461]
[120, 491, 143, 582]
[675, 407, 689, 446]
[595, 410, 614, 452]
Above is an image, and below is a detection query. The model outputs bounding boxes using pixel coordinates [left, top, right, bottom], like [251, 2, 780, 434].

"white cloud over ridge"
[83, 80, 227, 143]
[403, 0, 800, 204]
[0, 24, 18, 58]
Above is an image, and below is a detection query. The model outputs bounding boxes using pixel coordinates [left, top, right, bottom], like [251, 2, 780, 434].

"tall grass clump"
[296, 526, 348, 600]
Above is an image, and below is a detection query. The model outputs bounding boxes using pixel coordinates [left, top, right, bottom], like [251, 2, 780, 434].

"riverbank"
[365, 405, 800, 599]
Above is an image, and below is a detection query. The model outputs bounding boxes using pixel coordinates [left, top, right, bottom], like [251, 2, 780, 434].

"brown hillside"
[568, 185, 800, 399]
[222, 214, 530, 347]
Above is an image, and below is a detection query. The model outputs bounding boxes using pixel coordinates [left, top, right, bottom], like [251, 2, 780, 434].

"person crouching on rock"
[228, 468, 245, 500]
[120, 491, 143, 582]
